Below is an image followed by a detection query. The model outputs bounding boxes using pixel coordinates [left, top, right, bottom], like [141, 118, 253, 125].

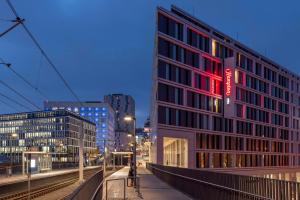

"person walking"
[128, 162, 134, 186]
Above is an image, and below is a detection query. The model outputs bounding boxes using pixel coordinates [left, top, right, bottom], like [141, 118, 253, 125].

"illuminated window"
[212, 39, 216, 57]
[226, 98, 230, 105]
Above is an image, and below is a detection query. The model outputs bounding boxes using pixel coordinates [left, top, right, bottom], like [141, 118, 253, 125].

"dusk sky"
[0, 0, 300, 126]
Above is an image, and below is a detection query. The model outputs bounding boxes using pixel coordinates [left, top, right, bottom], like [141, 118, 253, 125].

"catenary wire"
[0, 91, 32, 111]
[6, 0, 83, 107]
[0, 57, 48, 100]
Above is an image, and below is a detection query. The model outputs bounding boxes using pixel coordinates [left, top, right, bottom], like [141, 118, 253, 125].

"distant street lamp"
[124, 115, 136, 186]
[10, 133, 18, 176]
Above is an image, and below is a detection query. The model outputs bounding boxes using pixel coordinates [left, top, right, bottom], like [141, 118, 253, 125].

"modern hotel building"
[150, 5, 300, 169]
[0, 110, 96, 164]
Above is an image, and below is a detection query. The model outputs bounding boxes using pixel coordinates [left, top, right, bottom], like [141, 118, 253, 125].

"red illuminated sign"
[225, 68, 232, 96]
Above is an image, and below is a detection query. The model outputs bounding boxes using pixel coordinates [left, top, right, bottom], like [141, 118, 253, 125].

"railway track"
[0, 167, 101, 200]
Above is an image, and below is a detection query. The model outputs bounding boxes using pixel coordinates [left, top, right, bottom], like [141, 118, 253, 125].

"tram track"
[0, 167, 101, 200]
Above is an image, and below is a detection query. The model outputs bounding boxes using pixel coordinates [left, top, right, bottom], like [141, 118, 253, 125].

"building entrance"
[163, 137, 188, 168]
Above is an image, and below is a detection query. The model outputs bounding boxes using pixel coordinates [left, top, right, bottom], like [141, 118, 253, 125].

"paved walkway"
[104, 166, 191, 200]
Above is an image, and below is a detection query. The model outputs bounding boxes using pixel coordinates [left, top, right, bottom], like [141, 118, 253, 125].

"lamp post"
[10, 133, 18, 176]
[124, 116, 136, 186]
[99, 139, 114, 175]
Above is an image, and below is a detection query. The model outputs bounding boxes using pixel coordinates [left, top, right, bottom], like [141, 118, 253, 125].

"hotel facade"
[150, 5, 300, 169]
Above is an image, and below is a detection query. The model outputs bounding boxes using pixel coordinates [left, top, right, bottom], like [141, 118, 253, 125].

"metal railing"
[66, 169, 104, 200]
[147, 163, 300, 200]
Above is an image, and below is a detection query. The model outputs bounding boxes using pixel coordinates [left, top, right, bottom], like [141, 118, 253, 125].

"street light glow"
[11, 133, 18, 138]
[124, 116, 133, 122]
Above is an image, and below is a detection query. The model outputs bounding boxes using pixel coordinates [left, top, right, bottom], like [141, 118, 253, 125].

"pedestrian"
[128, 164, 134, 186]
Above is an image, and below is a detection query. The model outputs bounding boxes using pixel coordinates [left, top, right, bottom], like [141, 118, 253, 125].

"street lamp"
[10, 133, 18, 176]
[124, 115, 136, 186]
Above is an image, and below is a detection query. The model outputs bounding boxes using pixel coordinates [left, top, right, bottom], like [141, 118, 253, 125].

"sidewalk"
[104, 166, 191, 200]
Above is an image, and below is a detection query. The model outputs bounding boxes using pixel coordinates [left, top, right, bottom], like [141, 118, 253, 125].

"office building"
[44, 101, 115, 152]
[0, 110, 96, 164]
[104, 94, 135, 151]
[150, 5, 300, 169]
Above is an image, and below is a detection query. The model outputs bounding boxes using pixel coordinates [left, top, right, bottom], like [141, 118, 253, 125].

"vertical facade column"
[209, 152, 214, 168]
[231, 154, 236, 168]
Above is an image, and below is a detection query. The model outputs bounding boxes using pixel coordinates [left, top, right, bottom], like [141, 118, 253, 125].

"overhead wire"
[0, 57, 48, 100]
[6, 0, 83, 107]
[0, 79, 41, 110]
[0, 97, 21, 112]
[0, 91, 32, 111]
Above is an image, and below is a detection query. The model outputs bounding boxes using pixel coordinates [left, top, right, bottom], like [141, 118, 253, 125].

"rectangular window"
[212, 40, 233, 58]
[194, 73, 210, 92]
[158, 60, 191, 86]
[158, 13, 183, 41]
[187, 28, 209, 53]
[158, 83, 183, 105]
[158, 38, 199, 68]
[203, 57, 222, 76]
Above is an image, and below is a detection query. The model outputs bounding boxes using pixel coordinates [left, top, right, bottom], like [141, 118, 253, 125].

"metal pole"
[27, 153, 31, 200]
[103, 140, 106, 175]
[10, 135, 12, 176]
[133, 119, 137, 187]
[79, 121, 83, 182]
[22, 151, 25, 175]
[113, 153, 115, 170]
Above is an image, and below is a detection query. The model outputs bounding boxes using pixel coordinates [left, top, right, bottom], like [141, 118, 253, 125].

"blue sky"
[0, 0, 300, 126]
